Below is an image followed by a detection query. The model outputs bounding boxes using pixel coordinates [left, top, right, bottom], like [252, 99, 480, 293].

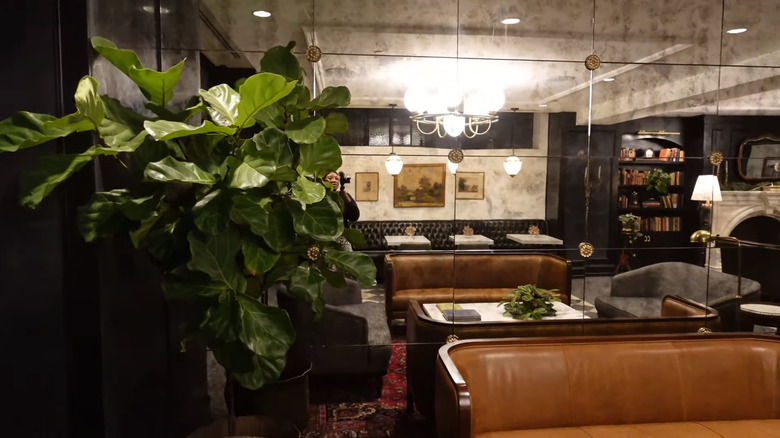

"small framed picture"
[455, 172, 485, 200]
[354, 172, 379, 201]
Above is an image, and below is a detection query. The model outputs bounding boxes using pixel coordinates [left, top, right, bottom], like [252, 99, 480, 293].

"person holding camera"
[324, 170, 360, 253]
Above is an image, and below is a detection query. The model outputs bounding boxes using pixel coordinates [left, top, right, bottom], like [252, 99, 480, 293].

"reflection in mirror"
[738, 135, 780, 181]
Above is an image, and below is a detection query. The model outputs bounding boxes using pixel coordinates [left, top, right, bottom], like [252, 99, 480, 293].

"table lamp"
[690, 174, 722, 230]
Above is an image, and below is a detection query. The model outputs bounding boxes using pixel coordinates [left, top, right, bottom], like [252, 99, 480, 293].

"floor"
[363, 275, 614, 320]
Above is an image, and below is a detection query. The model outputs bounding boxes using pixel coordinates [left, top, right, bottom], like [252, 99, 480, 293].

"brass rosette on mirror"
[446, 334, 459, 343]
[306, 45, 322, 62]
[448, 148, 464, 163]
[585, 54, 601, 71]
[698, 327, 713, 334]
[579, 242, 595, 258]
[708, 151, 724, 166]
[307, 245, 321, 261]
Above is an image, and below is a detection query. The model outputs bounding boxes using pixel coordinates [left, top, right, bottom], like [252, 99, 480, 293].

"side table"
[739, 302, 780, 334]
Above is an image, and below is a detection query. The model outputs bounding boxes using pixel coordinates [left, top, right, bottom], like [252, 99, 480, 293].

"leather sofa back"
[385, 253, 572, 320]
[409, 296, 720, 419]
[436, 334, 780, 437]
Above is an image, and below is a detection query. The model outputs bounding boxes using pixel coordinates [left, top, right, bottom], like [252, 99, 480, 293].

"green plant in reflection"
[0, 38, 377, 390]
[645, 168, 671, 194]
[499, 284, 561, 320]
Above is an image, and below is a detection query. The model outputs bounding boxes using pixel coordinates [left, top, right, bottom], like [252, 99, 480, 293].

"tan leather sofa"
[408, 295, 720, 419]
[384, 253, 572, 322]
[435, 333, 780, 438]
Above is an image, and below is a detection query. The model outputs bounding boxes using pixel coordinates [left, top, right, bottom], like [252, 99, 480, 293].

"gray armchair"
[276, 279, 392, 386]
[595, 262, 761, 329]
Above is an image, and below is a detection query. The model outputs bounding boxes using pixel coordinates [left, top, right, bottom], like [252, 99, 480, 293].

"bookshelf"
[614, 132, 689, 269]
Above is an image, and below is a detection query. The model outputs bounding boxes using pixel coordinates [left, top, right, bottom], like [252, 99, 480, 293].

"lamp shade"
[504, 155, 522, 177]
[690, 175, 722, 202]
[385, 153, 404, 175]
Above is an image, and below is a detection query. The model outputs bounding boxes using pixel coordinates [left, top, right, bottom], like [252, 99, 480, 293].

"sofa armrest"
[661, 295, 714, 317]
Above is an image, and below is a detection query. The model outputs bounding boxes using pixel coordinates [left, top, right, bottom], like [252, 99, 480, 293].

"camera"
[338, 171, 351, 188]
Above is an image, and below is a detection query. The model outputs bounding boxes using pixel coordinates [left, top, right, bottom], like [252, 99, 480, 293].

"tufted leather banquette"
[384, 253, 572, 322]
[436, 333, 780, 438]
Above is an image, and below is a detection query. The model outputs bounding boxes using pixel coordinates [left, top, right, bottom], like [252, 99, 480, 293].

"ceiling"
[198, 0, 780, 125]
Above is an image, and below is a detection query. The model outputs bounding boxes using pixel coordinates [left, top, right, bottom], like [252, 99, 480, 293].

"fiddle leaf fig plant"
[0, 38, 376, 390]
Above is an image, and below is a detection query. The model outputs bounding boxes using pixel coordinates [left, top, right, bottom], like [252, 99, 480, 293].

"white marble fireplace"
[709, 191, 780, 270]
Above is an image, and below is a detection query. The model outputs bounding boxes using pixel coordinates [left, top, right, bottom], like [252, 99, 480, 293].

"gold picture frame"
[393, 163, 446, 208]
[455, 172, 485, 200]
[354, 172, 379, 201]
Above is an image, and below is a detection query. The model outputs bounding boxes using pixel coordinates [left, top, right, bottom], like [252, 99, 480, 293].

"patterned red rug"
[301, 339, 429, 437]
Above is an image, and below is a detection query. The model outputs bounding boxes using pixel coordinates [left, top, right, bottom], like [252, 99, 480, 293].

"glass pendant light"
[504, 108, 522, 177]
[385, 104, 403, 175]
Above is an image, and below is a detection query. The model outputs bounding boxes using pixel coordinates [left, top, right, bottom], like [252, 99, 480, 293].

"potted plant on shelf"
[645, 168, 671, 194]
[0, 37, 376, 397]
[499, 284, 561, 320]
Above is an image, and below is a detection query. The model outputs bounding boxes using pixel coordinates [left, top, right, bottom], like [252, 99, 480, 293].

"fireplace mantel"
[709, 190, 780, 270]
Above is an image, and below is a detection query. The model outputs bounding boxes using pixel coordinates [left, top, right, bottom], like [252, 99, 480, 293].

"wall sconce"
[447, 160, 458, 174]
[385, 104, 403, 176]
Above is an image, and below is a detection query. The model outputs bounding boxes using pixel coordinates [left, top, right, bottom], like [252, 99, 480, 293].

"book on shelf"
[640, 216, 681, 231]
[441, 309, 482, 322]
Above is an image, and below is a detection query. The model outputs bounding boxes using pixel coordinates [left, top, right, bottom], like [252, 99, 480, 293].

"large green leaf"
[298, 135, 342, 178]
[145, 156, 216, 185]
[74, 76, 105, 128]
[230, 194, 270, 236]
[308, 86, 351, 110]
[242, 239, 280, 276]
[76, 190, 131, 242]
[164, 277, 229, 301]
[187, 229, 247, 293]
[98, 119, 148, 150]
[285, 116, 325, 144]
[193, 189, 232, 235]
[101, 96, 146, 132]
[199, 84, 240, 126]
[259, 41, 303, 82]
[291, 176, 326, 204]
[342, 228, 368, 249]
[236, 73, 297, 128]
[227, 161, 272, 190]
[91, 37, 184, 106]
[289, 265, 326, 316]
[324, 112, 349, 134]
[236, 294, 295, 360]
[324, 249, 378, 287]
[0, 111, 93, 153]
[143, 120, 235, 141]
[202, 292, 242, 342]
[264, 205, 296, 251]
[228, 128, 293, 189]
[288, 197, 344, 241]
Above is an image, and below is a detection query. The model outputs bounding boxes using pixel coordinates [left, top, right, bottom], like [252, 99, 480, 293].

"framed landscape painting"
[393, 163, 446, 207]
[354, 172, 379, 201]
[455, 172, 485, 200]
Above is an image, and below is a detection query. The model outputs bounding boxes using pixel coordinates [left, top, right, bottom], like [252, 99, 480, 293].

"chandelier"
[403, 84, 504, 138]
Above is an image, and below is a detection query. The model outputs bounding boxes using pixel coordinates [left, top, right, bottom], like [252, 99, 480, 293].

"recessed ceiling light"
[252, 10, 272, 18]
[501, 18, 521, 25]
[603, 77, 615, 82]
[538, 104, 548, 107]
[726, 28, 747, 34]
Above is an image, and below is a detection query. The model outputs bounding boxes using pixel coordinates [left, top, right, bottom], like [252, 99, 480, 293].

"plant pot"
[228, 361, 312, 431]
[188, 415, 300, 438]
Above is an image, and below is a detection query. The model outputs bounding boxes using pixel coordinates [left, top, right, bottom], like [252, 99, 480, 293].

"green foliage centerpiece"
[645, 168, 671, 194]
[499, 284, 561, 320]
[0, 38, 376, 390]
